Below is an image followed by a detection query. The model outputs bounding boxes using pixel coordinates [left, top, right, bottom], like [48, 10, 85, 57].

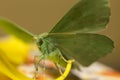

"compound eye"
[38, 39, 43, 46]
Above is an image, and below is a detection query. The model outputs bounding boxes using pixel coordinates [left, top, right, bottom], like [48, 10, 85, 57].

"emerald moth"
[0, 0, 114, 74]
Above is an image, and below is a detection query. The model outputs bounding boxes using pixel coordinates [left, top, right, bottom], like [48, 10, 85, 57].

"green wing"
[0, 18, 34, 42]
[50, 0, 110, 33]
[47, 33, 114, 66]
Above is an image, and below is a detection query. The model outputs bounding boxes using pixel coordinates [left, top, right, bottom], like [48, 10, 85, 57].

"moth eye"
[38, 39, 43, 46]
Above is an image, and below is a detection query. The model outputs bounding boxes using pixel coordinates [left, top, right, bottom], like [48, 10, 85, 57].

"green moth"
[0, 0, 114, 68]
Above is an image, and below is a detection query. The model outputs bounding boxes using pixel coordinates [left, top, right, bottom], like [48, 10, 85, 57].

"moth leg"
[56, 54, 65, 75]
[55, 63, 63, 75]
[60, 55, 68, 63]
[55, 59, 74, 80]
[42, 54, 47, 71]
[34, 55, 39, 80]
[55, 53, 69, 75]
[34, 55, 44, 79]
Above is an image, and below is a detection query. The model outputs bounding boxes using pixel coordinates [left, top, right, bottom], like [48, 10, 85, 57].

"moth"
[0, 0, 114, 71]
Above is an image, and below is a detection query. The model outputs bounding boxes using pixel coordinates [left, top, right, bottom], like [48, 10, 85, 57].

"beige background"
[0, 0, 120, 70]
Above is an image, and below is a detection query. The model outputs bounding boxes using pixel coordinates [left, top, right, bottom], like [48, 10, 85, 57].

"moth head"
[38, 38, 43, 46]
[34, 32, 48, 48]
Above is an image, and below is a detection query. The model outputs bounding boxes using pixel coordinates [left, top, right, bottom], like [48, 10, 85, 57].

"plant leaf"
[47, 33, 114, 66]
[0, 18, 34, 42]
[50, 0, 110, 33]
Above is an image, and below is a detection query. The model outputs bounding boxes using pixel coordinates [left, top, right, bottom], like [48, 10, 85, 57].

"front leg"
[34, 54, 45, 79]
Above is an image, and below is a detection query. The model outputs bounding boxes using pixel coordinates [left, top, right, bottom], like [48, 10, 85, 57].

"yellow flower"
[0, 36, 33, 80]
[0, 36, 30, 65]
[0, 50, 32, 80]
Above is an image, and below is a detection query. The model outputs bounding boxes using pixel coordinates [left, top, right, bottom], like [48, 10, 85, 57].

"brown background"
[0, 0, 120, 70]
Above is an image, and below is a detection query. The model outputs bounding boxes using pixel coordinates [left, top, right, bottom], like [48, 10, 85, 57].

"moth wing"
[48, 33, 114, 66]
[0, 18, 33, 42]
[50, 0, 110, 33]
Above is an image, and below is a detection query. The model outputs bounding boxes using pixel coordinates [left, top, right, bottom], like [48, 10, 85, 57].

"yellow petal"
[0, 50, 33, 80]
[0, 36, 31, 64]
[0, 73, 11, 80]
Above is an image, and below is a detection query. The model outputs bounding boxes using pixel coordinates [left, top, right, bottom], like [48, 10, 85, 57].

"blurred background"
[0, 0, 119, 70]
